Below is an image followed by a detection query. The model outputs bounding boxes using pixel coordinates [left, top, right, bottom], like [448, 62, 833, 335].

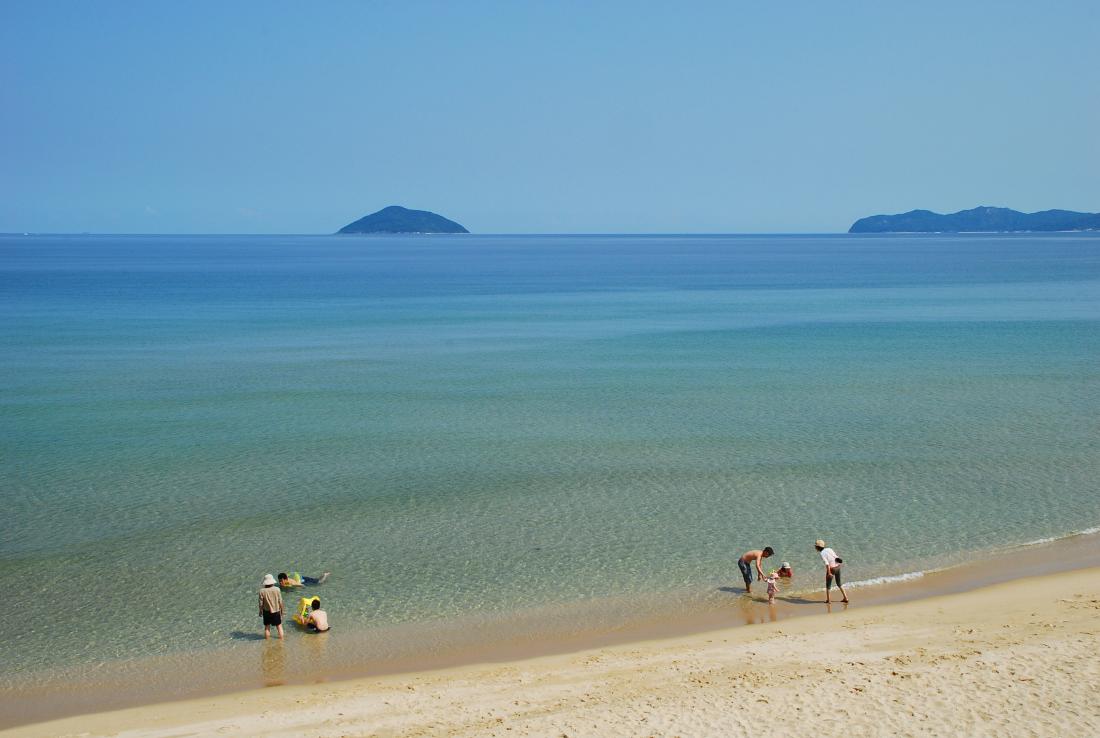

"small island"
[849, 206, 1100, 234]
[337, 205, 469, 234]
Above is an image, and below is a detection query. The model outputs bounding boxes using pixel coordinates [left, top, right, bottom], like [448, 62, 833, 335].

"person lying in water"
[278, 571, 330, 589]
[777, 562, 793, 578]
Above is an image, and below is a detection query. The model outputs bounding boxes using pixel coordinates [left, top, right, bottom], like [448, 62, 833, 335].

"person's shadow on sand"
[773, 595, 821, 605]
[716, 586, 820, 605]
[229, 630, 267, 641]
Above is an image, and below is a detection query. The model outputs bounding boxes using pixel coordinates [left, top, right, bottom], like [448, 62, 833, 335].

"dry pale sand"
[7, 566, 1100, 738]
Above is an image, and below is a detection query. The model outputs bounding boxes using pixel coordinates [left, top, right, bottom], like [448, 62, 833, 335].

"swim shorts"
[738, 558, 754, 587]
[262, 610, 282, 626]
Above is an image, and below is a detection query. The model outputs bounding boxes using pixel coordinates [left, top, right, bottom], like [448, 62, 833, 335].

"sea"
[2, 232, 1099, 721]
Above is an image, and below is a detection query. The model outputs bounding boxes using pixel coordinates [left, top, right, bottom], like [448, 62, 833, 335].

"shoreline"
[3, 529, 1100, 732]
[6, 559, 1100, 736]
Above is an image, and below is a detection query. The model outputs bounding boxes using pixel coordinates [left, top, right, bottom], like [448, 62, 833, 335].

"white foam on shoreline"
[781, 568, 935, 597]
[1019, 525, 1100, 548]
[846, 570, 927, 589]
[798, 524, 1100, 595]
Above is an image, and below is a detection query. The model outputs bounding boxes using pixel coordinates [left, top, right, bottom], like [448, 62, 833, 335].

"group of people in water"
[257, 540, 847, 639]
[738, 539, 849, 604]
[257, 571, 331, 640]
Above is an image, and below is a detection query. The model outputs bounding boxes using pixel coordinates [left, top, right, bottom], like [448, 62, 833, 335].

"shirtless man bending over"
[738, 547, 774, 593]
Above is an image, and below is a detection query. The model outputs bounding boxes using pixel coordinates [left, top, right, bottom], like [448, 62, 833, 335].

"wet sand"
[3, 532, 1100, 731]
[5, 557, 1099, 737]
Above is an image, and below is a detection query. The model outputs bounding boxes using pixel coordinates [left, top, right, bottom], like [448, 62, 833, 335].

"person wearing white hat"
[259, 573, 285, 639]
[814, 539, 849, 604]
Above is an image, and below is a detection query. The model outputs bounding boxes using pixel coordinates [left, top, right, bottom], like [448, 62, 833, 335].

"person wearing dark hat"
[814, 539, 849, 604]
[258, 573, 285, 640]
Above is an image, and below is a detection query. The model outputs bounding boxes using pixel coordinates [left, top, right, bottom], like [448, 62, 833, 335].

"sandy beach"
[7, 564, 1098, 737]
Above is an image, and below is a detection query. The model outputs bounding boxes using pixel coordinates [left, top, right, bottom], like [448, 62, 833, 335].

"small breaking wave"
[781, 568, 931, 597]
[846, 570, 927, 589]
[781, 524, 1100, 598]
[1018, 525, 1100, 548]
[845, 524, 1100, 590]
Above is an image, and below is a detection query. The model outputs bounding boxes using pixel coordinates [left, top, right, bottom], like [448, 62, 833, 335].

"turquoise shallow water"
[2, 233, 1099, 696]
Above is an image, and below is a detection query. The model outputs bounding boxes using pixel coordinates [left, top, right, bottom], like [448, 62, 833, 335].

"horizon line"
[6, 230, 1098, 238]
[2, 230, 855, 237]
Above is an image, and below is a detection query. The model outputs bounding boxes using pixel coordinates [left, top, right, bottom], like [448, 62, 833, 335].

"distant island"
[337, 205, 469, 234]
[849, 206, 1100, 234]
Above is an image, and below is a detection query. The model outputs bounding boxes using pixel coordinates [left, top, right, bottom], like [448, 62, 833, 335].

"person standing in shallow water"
[738, 547, 774, 593]
[815, 539, 849, 604]
[258, 573, 285, 640]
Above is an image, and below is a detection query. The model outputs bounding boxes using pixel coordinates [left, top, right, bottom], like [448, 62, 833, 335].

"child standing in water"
[764, 571, 780, 603]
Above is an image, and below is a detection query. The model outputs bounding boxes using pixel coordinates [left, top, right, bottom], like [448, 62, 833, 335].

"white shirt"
[820, 547, 839, 567]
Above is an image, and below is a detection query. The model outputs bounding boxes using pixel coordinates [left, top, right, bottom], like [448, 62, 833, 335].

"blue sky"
[2, 1, 1097, 233]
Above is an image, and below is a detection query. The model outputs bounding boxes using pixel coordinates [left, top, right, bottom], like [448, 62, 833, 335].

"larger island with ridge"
[849, 206, 1100, 233]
